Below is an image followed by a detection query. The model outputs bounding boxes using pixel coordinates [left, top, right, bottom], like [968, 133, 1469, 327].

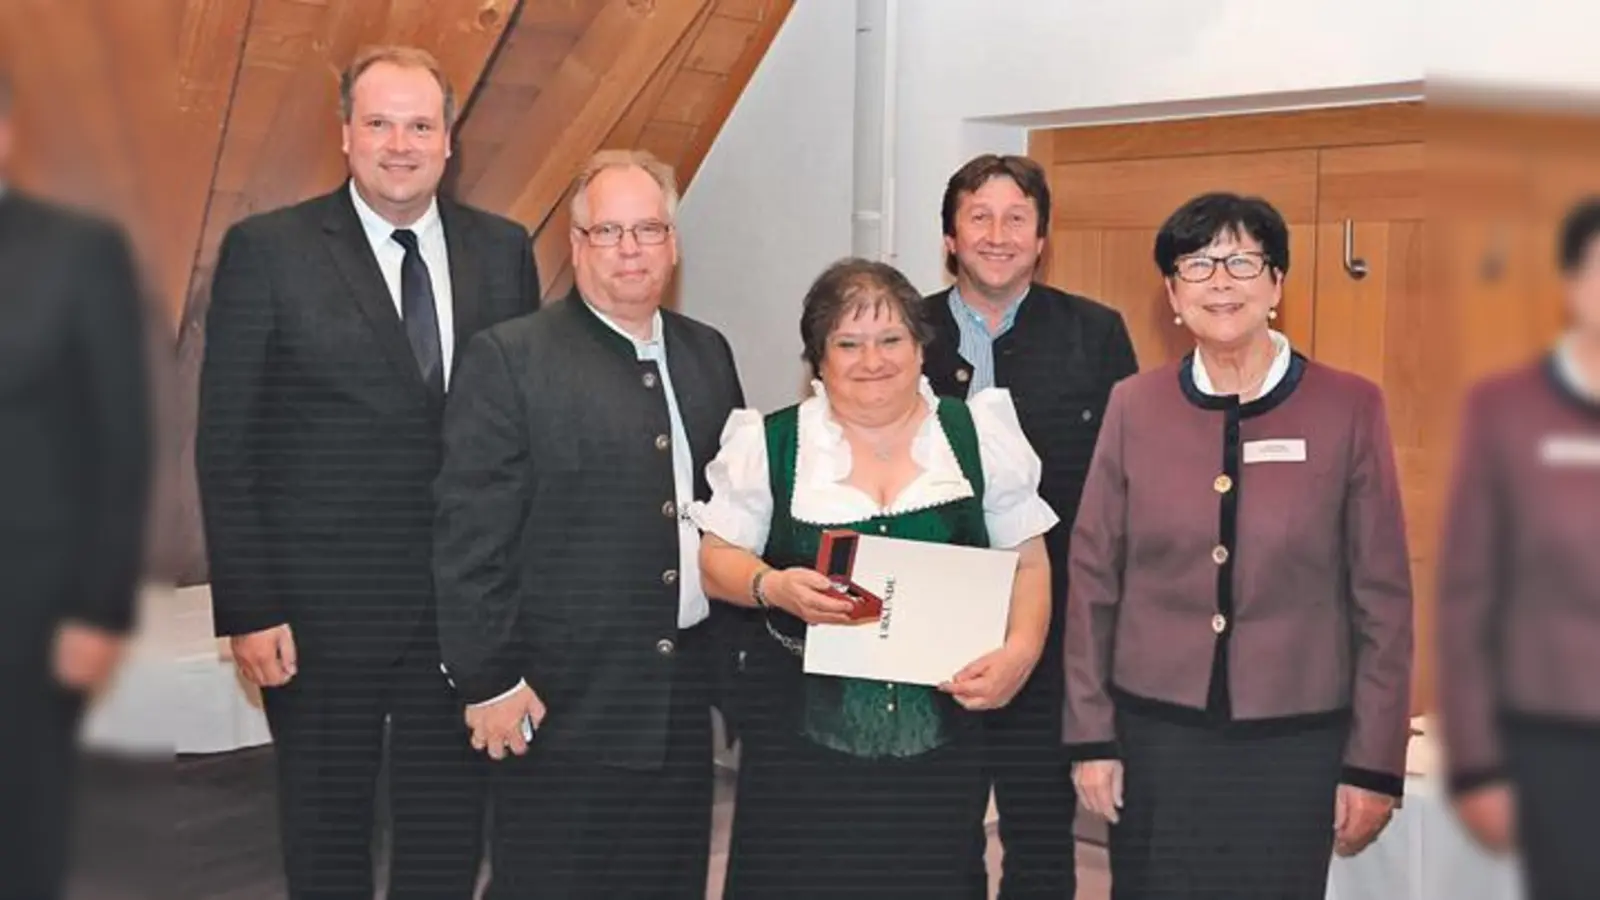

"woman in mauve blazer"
[1437, 198, 1600, 900]
[1064, 192, 1414, 898]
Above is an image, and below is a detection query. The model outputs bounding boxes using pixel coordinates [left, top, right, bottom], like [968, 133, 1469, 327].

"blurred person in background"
[0, 68, 154, 899]
[1065, 193, 1413, 898]
[1438, 198, 1600, 900]
[197, 45, 538, 898]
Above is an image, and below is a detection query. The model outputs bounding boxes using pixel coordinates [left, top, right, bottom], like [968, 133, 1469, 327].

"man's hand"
[230, 624, 297, 687]
[1072, 759, 1125, 825]
[1453, 783, 1516, 854]
[940, 641, 1039, 711]
[1334, 783, 1396, 856]
[53, 621, 127, 692]
[465, 682, 545, 761]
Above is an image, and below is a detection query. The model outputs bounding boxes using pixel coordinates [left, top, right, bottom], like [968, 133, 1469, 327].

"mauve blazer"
[1064, 351, 1414, 796]
[1436, 357, 1600, 795]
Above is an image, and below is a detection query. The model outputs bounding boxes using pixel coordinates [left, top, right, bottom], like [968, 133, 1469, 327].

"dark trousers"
[0, 664, 82, 900]
[1506, 718, 1600, 900]
[261, 625, 487, 900]
[485, 623, 715, 900]
[981, 640, 1078, 899]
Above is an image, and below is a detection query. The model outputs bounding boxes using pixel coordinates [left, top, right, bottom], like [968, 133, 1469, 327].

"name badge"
[1243, 438, 1307, 464]
[1540, 435, 1600, 467]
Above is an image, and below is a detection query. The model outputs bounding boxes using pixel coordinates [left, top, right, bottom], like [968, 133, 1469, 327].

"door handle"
[1342, 219, 1369, 280]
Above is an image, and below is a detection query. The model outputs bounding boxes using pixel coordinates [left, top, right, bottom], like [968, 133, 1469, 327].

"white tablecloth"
[80, 583, 272, 755]
[1325, 718, 1524, 900]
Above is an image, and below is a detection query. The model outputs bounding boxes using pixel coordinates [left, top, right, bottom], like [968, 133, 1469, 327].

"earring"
[1173, 315, 1183, 326]
[1269, 308, 1278, 320]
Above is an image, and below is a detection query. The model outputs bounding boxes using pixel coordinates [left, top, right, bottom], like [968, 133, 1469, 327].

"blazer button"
[642, 372, 658, 389]
[1213, 474, 1233, 494]
[655, 433, 671, 451]
[662, 500, 677, 518]
[656, 638, 676, 656]
[1212, 613, 1228, 634]
[1211, 545, 1229, 565]
[1081, 409, 1093, 422]
[662, 569, 678, 585]
[955, 369, 970, 383]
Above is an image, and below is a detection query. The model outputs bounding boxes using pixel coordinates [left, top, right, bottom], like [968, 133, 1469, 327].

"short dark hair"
[1154, 192, 1290, 280]
[1558, 197, 1600, 274]
[800, 258, 933, 378]
[940, 154, 1052, 276]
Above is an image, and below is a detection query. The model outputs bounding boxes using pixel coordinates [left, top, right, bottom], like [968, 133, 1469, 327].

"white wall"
[675, 0, 857, 412]
[677, 0, 1430, 408]
[888, 0, 1424, 291]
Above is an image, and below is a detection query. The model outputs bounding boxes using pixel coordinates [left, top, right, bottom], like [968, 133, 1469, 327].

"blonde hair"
[339, 45, 456, 129]
[569, 150, 680, 226]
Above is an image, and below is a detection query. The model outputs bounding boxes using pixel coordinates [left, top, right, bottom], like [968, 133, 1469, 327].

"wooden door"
[1045, 149, 1319, 369]
[1307, 142, 1437, 710]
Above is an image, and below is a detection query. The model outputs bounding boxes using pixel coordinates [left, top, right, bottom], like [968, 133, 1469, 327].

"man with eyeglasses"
[922, 154, 1138, 899]
[434, 149, 745, 898]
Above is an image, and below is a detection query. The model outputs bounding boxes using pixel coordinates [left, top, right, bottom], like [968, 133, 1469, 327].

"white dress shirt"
[347, 181, 457, 387]
[587, 302, 709, 629]
[1192, 328, 1293, 398]
[1555, 331, 1599, 400]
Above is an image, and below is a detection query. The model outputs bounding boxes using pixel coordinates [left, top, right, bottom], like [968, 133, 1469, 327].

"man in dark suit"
[922, 154, 1138, 899]
[435, 149, 745, 899]
[197, 46, 539, 898]
[0, 70, 153, 900]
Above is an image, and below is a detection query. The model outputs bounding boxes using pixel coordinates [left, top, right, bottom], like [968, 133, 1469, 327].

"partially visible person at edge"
[1065, 192, 1414, 898]
[922, 153, 1138, 899]
[693, 258, 1057, 898]
[1437, 197, 1600, 900]
[0, 66, 153, 900]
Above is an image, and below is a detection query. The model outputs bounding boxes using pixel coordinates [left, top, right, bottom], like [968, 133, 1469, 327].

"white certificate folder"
[801, 530, 1018, 686]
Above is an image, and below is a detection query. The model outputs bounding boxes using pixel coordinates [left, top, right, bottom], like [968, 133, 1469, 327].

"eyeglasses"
[1173, 251, 1271, 283]
[574, 221, 673, 247]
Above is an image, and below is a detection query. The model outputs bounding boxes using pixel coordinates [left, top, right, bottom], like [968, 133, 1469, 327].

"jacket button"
[656, 638, 676, 656]
[1081, 409, 1093, 422]
[662, 569, 678, 585]
[955, 369, 970, 383]
[655, 433, 670, 451]
[1212, 614, 1227, 634]
[1211, 545, 1229, 565]
[642, 372, 658, 389]
[1214, 474, 1233, 494]
[662, 500, 677, 518]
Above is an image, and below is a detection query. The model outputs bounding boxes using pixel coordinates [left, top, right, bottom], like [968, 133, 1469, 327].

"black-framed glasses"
[1173, 251, 1271, 283]
[574, 220, 673, 247]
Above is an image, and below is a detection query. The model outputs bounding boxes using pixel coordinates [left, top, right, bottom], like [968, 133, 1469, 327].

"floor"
[63, 747, 1111, 899]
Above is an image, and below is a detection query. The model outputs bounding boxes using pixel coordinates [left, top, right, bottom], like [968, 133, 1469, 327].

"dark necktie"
[391, 228, 444, 395]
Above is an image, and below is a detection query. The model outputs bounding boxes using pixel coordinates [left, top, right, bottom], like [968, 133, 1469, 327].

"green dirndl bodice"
[758, 397, 991, 759]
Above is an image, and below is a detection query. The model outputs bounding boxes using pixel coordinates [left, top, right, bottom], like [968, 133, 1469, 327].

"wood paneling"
[1, 0, 792, 584]
[463, 0, 792, 302]
[1038, 101, 1424, 165]
[1051, 151, 1321, 230]
[189, 0, 518, 316]
[1048, 150, 1319, 368]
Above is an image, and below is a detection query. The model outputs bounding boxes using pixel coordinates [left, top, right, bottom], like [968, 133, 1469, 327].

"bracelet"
[750, 566, 773, 608]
